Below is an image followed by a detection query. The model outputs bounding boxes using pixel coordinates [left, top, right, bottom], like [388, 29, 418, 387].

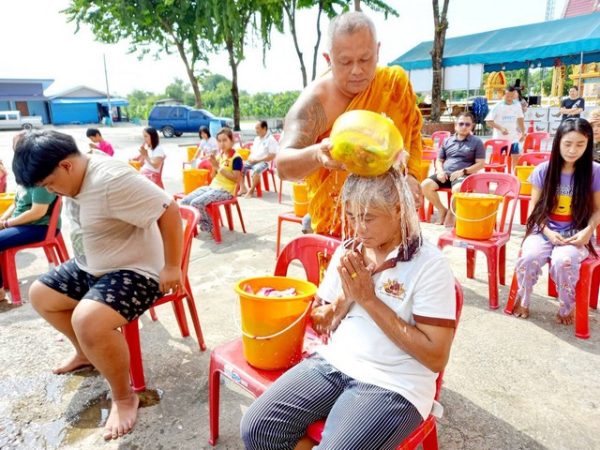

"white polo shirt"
[251, 133, 279, 160]
[316, 240, 456, 419]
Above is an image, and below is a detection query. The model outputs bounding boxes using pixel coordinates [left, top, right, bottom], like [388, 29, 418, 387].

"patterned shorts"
[38, 259, 162, 322]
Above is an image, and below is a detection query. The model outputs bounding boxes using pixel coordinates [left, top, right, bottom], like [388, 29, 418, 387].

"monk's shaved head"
[325, 11, 377, 53]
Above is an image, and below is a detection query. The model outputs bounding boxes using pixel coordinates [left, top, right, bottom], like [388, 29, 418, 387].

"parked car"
[0, 111, 43, 130]
[148, 105, 233, 138]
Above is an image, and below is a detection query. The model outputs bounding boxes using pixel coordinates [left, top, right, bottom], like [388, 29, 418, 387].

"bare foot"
[555, 309, 574, 325]
[0, 288, 6, 302]
[513, 299, 530, 319]
[435, 208, 448, 225]
[238, 188, 248, 196]
[103, 393, 139, 440]
[53, 353, 93, 374]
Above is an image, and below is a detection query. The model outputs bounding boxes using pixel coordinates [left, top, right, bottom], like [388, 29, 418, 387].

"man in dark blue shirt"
[560, 86, 585, 121]
[421, 112, 485, 227]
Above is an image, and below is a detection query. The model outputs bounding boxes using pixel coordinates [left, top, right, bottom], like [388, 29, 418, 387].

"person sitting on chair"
[241, 168, 457, 450]
[421, 112, 485, 227]
[239, 120, 279, 198]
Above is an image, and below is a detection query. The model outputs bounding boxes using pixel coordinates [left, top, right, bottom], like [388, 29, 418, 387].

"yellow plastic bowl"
[330, 110, 403, 177]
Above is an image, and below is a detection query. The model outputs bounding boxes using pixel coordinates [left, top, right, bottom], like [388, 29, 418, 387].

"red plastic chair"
[245, 159, 278, 198]
[1, 197, 69, 305]
[523, 132, 550, 153]
[483, 139, 511, 173]
[0, 171, 6, 193]
[208, 234, 341, 446]
[514, 152, 551, 225]
[121, 206, 206, 392]
[419, 149, 448, 222]
[504, 252, 599, 340]
[306, 281, 464, 450]
[275, 212, 303, 257]
[272, 133, 282, 142]
[205, 183, 247, 244]
[431, 131, 451, 151]
[437, 173, 520, 309]
[233, 132, 244, 147]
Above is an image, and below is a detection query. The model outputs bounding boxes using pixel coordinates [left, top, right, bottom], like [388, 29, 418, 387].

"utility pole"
[103, 54, 113, 126]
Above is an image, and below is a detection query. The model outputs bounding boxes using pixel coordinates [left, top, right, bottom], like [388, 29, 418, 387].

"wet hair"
[12, 130, 81, 187]
[86, 128, 101, 138]
[526, 118, 596, 254]
[199, 126, 210, 139]
[143, 127, 160, 149]
[341, 169, 422, 262]
[325, 12, 377, 53]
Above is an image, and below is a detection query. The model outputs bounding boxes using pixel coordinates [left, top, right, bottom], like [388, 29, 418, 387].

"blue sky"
[0, 0, 566, 96]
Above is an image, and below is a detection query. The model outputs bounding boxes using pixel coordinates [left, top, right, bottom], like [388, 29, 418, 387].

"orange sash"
[307, 66, 423, 236]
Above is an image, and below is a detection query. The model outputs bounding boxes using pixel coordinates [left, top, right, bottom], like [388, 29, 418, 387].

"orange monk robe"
[307, 66, 423, 237]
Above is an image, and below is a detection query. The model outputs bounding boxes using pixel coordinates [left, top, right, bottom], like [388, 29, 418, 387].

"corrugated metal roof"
[390, 12, 600, 71]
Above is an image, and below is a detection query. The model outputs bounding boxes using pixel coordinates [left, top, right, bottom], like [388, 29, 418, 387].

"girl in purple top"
[513, 118, 600, 325]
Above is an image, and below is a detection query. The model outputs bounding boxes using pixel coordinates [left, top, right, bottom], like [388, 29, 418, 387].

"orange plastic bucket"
[235, 276, 317, 370]
[187, 146, 198, 162]
[452, 193, 502, 240]
[237, 148, 251, 160]
[183, 168, 210, 194]
[128, 160, 142, 171]
[515, 165, 534, 195]
[292, 183, 309, 217]
[0, 193, 16, 214]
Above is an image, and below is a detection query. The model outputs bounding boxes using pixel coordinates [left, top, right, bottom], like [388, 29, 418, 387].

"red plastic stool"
[275, 212, 303, 257]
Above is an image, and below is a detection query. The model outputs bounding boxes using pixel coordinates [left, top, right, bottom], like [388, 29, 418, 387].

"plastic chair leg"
[224, 205, 234, 231]
[466, 249, 476, 279]
[184, 282, 206, 351]
[171, 299, 190, 337]
[208, 206, 223, 244]
[122, 320, 146, 392]
[43, 246, 59, 266]
[235, 202, 247, 233]
[548, 274, 558, 298]
[422, 421, 439, 450]
[519, 198, 529, 225]
[504, 271, 519, 314]
[3, 250, 21, 305]
[208, 358, 222, 446]
[276, 216, 283, 257]
[499, 245, 506, 285]
[149, 307, 158, 321]
[262, 171, 270, 191]
[56, 234, 70, 262]
[485, 249, 499, 309]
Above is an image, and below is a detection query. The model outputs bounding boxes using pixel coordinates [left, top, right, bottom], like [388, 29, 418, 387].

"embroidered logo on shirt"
[382, 279, 405, 299]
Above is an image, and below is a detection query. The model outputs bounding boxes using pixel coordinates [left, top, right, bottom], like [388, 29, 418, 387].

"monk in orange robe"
[276, 11, 423, 237]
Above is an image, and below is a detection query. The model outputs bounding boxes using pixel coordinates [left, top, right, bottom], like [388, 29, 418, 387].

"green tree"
[164, 79, 189, 103]
[63, 0, 213, 108]
[209, 0, 283, 130]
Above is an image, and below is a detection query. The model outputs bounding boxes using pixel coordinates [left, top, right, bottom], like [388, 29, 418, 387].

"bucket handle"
[234, 298, 313, 340]
[450, 200, 499, 223]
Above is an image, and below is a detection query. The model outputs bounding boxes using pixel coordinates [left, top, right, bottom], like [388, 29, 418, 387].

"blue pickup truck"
[148, 105, 233, 138]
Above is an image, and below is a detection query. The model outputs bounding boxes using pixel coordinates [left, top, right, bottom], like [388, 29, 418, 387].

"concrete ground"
[0, 124, 598, 450]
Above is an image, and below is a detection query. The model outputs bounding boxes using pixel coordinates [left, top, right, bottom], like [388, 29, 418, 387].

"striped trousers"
[181, 186, 232, 233]
[240, 355, 422, 450]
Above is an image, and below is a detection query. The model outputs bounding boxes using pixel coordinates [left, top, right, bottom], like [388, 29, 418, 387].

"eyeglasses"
[457, 122, 472, 127]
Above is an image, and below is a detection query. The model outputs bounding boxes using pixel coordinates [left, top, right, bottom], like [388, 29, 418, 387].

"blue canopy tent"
[389, 12, 600, 91]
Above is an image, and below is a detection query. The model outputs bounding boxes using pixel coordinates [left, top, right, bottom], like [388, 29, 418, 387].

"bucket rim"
[453, 193, 503, 201]
[234, 275, 317, 301]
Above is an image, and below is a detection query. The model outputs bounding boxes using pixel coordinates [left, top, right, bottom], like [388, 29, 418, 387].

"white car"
[0, 110, 43, 130]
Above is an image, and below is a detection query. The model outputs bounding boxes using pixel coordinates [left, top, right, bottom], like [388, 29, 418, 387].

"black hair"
[12, 130, 81, 187]
[258, 120, 268, 130]
[506, 85, 516, 93]
[199, 126, 210, 139]
[143, 127, 160, 149]
[457, 112, 475, 123]
[86, 128, 101, 138]
[570, 86, 579, 91]
[526, 118, 596, 254]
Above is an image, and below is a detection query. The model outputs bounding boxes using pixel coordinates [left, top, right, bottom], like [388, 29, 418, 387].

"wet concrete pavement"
[0, 124, 598, 449]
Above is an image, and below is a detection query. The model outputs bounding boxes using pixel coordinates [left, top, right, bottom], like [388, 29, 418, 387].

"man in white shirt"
[485, 86, 526, 169]
[240, 120, 279, 198]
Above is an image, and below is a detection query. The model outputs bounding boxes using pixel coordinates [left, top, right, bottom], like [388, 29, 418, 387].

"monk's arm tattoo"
[283, 98, 328, 150]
